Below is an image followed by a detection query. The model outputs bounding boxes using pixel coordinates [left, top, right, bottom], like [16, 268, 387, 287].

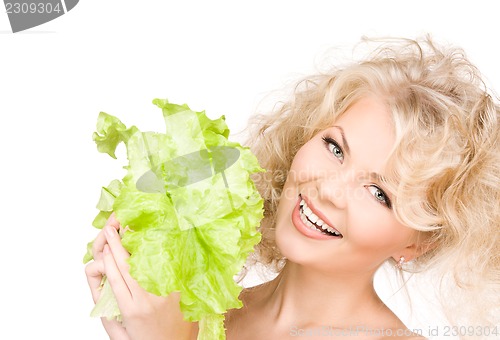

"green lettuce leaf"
[84, 99, 263, 340]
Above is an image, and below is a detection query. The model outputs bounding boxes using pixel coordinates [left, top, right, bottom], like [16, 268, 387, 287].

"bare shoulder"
[224, 285, 256, 326]
[225, 283, 281, 340]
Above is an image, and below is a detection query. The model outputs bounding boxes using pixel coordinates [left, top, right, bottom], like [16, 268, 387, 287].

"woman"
[86, 37, 500, 339]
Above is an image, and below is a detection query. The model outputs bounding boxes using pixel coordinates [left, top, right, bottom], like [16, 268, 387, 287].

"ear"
[391, 232, 437, 263]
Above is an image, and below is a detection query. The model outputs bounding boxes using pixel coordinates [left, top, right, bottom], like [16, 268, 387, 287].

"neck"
[260, 261, 386, 329]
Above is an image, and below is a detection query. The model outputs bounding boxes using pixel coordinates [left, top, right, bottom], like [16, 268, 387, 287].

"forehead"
[334, 97, 395, 173]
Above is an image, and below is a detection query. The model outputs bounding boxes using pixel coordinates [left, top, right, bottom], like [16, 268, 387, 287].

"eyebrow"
[332, 125, 350, 156]
[368, 172, 386, 183]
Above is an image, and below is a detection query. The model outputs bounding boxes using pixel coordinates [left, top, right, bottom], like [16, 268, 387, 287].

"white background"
[0, 1, 498, 339]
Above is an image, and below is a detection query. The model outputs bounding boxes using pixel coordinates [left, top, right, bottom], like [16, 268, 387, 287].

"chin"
[274, 222, 317, 266]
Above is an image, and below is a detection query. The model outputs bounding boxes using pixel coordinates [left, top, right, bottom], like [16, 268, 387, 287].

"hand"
[86, 215, 127, 339]
[85, 215, 195, 340]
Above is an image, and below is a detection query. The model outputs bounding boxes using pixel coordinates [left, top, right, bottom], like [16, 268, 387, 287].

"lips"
[291, 194, 343, 240]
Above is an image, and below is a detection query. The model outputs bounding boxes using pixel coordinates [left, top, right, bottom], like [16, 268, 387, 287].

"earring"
[395, 256, 405, 270]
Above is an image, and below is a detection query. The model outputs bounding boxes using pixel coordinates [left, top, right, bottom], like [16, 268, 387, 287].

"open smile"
[292, 194, 343, 240]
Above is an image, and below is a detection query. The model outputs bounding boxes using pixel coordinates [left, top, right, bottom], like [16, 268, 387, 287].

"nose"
[316, 167, 352, 210]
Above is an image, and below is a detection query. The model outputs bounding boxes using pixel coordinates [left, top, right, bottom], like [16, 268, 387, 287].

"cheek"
[289, 141, 326, 180]
[346, 202, 411, 251]
[275, 185, 296, 222]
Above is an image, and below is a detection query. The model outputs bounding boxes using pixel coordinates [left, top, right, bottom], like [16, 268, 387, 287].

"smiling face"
[275, 96, 419, 274]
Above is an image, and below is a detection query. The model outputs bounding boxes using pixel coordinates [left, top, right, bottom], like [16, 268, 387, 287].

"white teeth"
[300, 214, 315, 231]
[308, 213, 319, 223]
[299, 197, 342, 237]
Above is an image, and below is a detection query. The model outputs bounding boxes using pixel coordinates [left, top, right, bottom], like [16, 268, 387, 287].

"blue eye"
[367, 185, 392, 208]
[322, 136, 344, 162]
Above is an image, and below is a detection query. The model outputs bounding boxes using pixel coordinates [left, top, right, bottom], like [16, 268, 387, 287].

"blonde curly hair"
[246, 36, 499, 331]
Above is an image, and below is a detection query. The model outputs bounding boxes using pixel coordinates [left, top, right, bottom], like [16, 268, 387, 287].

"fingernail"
[105, 225, 115, 239]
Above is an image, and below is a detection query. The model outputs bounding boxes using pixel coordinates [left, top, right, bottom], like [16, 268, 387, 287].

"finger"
[91, 216, 121, 260]
[85, 260, 105, 303]
[91, 230, 107, 261]
[106, 212, 121, 230]
[104, 226, 142, 294]
[102, 244, 133, 309]
[101, 318, 130, 340]
[104, 225, 129, 260]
